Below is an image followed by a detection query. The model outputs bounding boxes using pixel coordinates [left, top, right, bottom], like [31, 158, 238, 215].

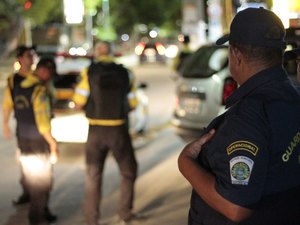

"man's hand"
[49, 140, 59, 164]
[179, 129, 216, 160]
[3, 124, 12, 139]
[42, 131, 59, 164]
[74, 103, 83, 110]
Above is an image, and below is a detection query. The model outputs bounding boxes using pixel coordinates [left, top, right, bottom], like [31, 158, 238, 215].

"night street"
[0, 63, 195, 225]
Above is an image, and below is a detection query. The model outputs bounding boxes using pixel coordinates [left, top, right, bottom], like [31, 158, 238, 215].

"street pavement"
[1, 127, 192, 225]
[0, 58, 195, 225]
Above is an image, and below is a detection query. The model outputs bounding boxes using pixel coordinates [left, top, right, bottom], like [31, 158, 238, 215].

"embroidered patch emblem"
[15, 95, 30, 109]
[230, 156, 254, 185]
[227, 141, 259, 156]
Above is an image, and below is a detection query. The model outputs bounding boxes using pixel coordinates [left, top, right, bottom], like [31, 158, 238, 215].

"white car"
[171, 44, 237, 139]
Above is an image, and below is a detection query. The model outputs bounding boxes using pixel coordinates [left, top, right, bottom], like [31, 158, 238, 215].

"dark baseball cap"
[16, 45, 36, 57]
[216, 7, 286, 50]
[284, 47, 300, 61]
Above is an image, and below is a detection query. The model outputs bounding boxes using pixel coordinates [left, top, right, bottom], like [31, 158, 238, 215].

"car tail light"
[222, 77, 237, 105]
[135, 42, 146, 55]
[155, 42, 166, 55]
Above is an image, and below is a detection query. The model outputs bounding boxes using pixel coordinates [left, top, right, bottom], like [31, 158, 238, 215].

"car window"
[209, 48, 228, 71]
[182, 45, 228, 78]
[56, 57, 92, 74]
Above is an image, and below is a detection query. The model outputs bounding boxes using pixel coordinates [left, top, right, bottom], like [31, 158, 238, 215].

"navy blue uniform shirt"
[190, 65, 300, 225]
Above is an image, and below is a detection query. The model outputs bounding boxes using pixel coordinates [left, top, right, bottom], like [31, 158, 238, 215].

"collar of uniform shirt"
[225, 65, 288, 108]
[21, 73, 40, 88]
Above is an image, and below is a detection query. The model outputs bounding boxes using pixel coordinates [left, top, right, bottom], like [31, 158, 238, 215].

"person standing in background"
[173, 35, 193, 73]
[3, 57, 59, 225]
[2, 45, 36, 206]
[73, 41, 140, 225]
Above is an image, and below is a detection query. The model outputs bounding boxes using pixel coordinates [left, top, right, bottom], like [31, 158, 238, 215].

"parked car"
[134, 41, 166, 64]
[50, 53, 149, 143]
[172, 42, 300, 141]
[171, 44, 237, 140]
[52, 52, 93, 111]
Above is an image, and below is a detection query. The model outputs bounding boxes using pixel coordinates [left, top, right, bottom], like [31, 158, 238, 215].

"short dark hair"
[229, 40, 283, 67]
[16, 45, 36, 57]
[36, 57, 57, 74]
[183, 35, 190, 44]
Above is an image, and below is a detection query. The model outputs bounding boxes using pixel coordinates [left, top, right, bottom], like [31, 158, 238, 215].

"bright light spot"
[64, 0, 84, 24]
[68, 101, 76, 109]
[68, 47, 87, 56]
[60, 34, 69, 46]
[76, 47, 87, 56]
[20, 155, 51, 178]
[135, 43, 145, 55]
[212, 74, 221, 83]
[51, 112, 89, 143]
[272, 0, 290, 28]
[237, 2, 267, 12]
[178, 34, 185, 42]
[121, 34, 130, 42]
[91, 28, 98, 36]
[149, 30, 158, 38]
[69, 47, 77, 55]
[24, 1, 32, 10]
[165, 45, 179, 58]
[13, 61, 21, 72]
[155, 43, 165, 55]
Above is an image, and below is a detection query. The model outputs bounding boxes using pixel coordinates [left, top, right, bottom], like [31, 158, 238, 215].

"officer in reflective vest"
[73, 41, 139, 225]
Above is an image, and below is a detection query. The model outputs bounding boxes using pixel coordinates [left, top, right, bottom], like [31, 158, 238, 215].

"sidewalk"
[0, 57, 14, 87]
[1, 127, 192, 225]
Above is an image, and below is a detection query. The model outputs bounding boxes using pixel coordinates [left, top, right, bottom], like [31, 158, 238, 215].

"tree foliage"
[23, 0, 63, 25]
[0, 0, 181, 58]
[109, 0, 182, 36]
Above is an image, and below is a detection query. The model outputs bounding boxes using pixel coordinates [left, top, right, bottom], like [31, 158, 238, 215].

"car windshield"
[182, 45, 228, 78]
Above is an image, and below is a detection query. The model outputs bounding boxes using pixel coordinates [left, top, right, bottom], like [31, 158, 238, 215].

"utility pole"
[223, 0, 233, 33]
[102, 0, 110, 29]
[24, 18, 32, 46]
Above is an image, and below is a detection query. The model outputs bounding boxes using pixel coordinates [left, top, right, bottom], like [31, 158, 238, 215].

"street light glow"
[64, 0, 84, 24]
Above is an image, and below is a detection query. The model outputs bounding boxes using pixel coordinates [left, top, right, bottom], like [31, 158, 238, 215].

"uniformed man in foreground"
[178, 8, 300, 225]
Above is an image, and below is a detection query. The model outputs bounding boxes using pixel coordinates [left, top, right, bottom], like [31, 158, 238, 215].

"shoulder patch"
[227, 141, 259, 156]
[230, 156, 254, 185]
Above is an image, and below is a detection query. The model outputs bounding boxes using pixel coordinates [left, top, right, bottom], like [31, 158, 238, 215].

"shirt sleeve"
[2, 86, 14, 110]
[127, 71, 138, 110]
[203, 98, 270, 207]
[72, 68, 90, 106]
[32, 85, 52, 134]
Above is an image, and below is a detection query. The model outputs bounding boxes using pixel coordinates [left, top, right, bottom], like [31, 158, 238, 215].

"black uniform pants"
[84, 125, 137, 225]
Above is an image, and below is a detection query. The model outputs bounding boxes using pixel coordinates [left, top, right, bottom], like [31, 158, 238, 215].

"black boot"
[12, 193, 30, 206]
[44, 207, 57, 223]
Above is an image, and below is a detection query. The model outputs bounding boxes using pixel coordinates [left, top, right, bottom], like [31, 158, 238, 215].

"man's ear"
[231, 46, 242, 66]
